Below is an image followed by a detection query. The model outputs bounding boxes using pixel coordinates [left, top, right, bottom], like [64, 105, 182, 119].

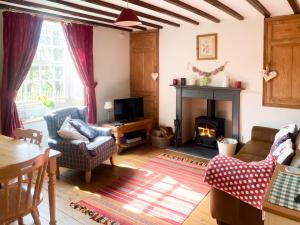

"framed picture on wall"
[196, 33, 218, 60]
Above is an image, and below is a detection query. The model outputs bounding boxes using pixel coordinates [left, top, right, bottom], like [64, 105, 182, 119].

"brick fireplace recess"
[195, 100, 225, 149]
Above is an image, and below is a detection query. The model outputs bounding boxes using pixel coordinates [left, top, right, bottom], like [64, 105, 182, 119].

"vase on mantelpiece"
[188, 77, 197, 86]
[222, 75, 230, 87]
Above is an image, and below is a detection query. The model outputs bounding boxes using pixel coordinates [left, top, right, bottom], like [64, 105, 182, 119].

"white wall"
[159, 18, 300, 142]
[93, 28, 130, 122]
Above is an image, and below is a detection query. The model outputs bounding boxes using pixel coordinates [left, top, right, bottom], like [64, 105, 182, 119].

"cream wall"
[159, 18, 300, 142]
[93, 28, 130, 122]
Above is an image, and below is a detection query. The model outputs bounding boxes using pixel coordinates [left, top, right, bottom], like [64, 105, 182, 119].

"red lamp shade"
[115, 8, 142, 27]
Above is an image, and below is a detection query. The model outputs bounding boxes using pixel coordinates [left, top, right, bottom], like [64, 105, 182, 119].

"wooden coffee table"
[102, 118, 152, 153]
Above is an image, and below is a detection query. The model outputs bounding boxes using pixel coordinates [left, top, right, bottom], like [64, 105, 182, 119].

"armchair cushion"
[91, 126, 112, 136]
[57, 116, 89, 142]
[86, 136, 115, 156]
[69, 119, 98, 139]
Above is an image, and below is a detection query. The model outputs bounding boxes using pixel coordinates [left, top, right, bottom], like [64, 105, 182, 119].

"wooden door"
[264, 15, 300, 108]
[130, 30, 159, 126]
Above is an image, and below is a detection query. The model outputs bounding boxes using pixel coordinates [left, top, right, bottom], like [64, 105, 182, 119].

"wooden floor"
[15, 146, 217, 225]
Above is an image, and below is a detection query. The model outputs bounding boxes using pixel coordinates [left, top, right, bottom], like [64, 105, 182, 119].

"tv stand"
[102, 118, 153, 153]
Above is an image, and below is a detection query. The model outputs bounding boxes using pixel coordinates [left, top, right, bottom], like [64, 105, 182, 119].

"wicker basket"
[151, 130, 173, 148]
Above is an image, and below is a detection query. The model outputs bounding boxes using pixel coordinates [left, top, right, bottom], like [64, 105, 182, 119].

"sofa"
[44, 106, 117, 183]
[210, 126, 279, 225]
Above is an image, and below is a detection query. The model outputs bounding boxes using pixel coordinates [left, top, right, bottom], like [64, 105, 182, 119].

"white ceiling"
[0, 0, 299, 31]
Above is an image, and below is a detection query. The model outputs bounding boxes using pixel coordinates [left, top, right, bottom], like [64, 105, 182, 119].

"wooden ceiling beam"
[164, 0, 220, 23]
[80, 0, 180, 27]
[17, 0, 156, 30]
[123, 0, 199, 25]
[203, 0, 244, 20]
[6, 0, 147, 30]
[287, 0, 300, 14]
[0, 3, 132, 32]
[246, 0, 271, 17]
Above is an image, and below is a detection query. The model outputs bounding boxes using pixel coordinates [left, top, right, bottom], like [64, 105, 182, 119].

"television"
[114, 97, 144, 122]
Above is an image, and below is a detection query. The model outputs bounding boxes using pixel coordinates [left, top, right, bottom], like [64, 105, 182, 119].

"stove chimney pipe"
[207, 99, 215, 118]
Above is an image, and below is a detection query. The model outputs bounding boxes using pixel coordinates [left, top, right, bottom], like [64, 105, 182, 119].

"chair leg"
[110, 155, 115, 165]
[56, 165, 60, 180]
[85, 171, 92, 184]
[31, 208, 41, 225]
[17, 217, 23, 225]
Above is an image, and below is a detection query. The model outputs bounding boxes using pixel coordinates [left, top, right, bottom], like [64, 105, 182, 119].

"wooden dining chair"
[14, 128, 43, 146]
[0, 149, 50, 225]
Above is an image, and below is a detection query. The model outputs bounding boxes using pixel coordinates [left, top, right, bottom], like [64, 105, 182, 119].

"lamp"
[115, 0, 141, 27]
[104, 101, 113, 122]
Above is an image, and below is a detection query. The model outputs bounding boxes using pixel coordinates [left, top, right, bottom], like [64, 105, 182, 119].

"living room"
[0, 1, 300, 225]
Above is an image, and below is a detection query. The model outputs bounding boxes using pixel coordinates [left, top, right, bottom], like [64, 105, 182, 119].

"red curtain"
[62, 23, 97, 124]
[1, 12, 43, 136]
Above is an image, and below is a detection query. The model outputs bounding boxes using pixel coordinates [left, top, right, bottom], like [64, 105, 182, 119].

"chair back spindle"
[14, 128, 43, 146]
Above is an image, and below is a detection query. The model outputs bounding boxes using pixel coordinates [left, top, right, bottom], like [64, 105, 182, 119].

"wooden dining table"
[0, 134, 61, 225]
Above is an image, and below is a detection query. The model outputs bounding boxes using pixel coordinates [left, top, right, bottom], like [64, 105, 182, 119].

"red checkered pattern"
[204, 154, 276, 209]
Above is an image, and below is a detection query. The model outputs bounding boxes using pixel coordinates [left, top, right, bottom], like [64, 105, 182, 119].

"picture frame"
[196, 33, 218, 60]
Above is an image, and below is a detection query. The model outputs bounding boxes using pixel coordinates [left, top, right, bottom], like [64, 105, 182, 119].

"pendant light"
[115, 0, 141, 27]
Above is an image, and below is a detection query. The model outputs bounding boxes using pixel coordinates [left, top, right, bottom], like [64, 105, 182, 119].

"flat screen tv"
[114, 97, 144, 122]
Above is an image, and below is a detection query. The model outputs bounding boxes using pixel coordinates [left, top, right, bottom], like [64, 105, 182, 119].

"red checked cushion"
[204, 154, 276, 209]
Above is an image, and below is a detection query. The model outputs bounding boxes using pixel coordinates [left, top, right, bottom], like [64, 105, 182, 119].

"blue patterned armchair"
[44, 106, 116, 183]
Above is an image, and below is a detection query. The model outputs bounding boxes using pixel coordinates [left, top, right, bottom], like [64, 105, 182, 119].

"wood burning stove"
[195, 100, 224, 149]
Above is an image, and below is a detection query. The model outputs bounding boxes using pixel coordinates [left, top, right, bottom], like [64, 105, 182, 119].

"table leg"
[47, 158, 57, 225]
[115, 132, 123, 153]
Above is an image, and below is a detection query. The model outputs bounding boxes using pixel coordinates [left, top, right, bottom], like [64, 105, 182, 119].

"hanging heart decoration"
[262, 65, 277, 82]
[192, 62, 228, 77]
[151, 72, 159, 80]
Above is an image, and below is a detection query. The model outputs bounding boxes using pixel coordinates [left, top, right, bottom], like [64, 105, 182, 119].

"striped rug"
[72, 154, 210, 225]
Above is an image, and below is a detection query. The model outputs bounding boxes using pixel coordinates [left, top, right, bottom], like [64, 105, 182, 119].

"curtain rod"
[1, 8, 93, 26]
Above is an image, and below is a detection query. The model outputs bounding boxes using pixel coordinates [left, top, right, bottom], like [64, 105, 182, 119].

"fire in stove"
[198, 126, 215, 138]
[194, 99, 225, 149]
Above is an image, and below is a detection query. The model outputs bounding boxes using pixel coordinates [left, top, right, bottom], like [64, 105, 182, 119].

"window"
[17, 21, 83, 122]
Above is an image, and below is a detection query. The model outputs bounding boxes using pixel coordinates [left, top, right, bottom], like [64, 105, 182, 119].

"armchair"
[44, 106, 117, 183]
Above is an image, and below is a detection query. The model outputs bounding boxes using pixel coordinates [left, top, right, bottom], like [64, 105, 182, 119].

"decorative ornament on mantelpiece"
[200, 76, 210, 86]
[192, 62, 228, 86]
[262, 64, 277, 82]
[188, 78, 197, 85]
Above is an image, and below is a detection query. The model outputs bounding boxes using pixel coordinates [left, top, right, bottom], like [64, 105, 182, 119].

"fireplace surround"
[172, 85, 242, 150]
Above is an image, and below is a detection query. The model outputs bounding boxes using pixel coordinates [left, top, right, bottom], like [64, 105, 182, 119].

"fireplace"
[195, 100, 224, 149]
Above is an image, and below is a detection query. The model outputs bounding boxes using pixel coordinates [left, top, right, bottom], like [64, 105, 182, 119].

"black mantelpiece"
[172, 85, 243, 147]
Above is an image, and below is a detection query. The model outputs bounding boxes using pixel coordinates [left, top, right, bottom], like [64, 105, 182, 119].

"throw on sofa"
[44, 106, 117, 183]
[210, 126, 278, 225]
